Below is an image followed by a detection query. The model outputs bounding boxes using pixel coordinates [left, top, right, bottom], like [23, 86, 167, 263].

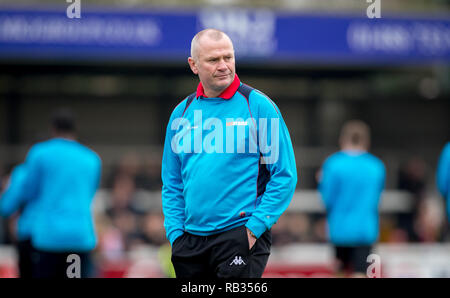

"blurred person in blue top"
[162, 29, 297, 278]
[19, 108, 102, 278]
[0, 163, 38, 278]
[318, 120, 385, 277]
[437, 142, 450, 223]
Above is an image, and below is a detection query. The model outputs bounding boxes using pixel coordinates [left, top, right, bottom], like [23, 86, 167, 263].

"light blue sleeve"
[20, 145, 42, 201]
[94, 154, 102, 195]
[380, 161, 386, 193]
[373, 158, 386, 210]
[161, 103, 187, 246]
[0, 165, 28, 217]
[245, 92, 298, 238]
[318, 156, 339, 211]
[437, 143, 450, 199]
[318, 152, 341, 212]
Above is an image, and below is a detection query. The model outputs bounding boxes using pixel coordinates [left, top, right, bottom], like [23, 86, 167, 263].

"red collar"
[196, 74, 240, 100]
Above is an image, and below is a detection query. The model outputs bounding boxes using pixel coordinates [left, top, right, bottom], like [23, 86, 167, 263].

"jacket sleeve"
[245, 92, 298, 238]
[20, 145, 42, 201]
[161, 105, 186, 245]
[92, 154, 103, 203]
[0, 165, 28, 217]
[318, 157, 339, 211]
[377, 161, 386, 208]
[437, 142, 450, 200]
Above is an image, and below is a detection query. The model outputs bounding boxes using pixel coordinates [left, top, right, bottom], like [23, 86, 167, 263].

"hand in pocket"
[246, 228, 257, 250]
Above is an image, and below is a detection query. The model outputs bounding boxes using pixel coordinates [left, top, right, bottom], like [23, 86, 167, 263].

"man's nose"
[217, 59, 228, 71]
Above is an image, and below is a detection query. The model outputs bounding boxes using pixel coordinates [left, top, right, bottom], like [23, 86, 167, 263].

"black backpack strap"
[182, 92, 196, 117]
[237, 84, 254, 102]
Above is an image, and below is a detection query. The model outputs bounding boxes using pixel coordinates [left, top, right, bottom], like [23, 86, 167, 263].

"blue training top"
[319, 150, 385, 246]
[437, 142, 450, 221]
[21, 138, 102, 252]
[0, 164, 38, 241]
[161, 75, 298, 245]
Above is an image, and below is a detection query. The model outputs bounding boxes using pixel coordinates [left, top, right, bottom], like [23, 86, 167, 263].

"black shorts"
[171, 225, 272, 278]
[335, 245, 372, 274]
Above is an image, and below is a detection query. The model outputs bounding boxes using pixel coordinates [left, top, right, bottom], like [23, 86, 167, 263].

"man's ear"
[188, 57, 198, 75]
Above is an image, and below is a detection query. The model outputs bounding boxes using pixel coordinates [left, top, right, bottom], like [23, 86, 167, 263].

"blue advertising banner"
[0, 7, 449, 65]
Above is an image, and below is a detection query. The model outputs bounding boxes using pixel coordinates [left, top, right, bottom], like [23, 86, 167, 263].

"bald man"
[161, 29, 297, 278]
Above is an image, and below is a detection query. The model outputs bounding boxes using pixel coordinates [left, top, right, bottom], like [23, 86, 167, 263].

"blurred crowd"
[94, 153, 166, 259]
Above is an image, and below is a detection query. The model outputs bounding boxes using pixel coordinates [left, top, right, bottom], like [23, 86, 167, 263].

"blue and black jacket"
[162, 74, 298, 245]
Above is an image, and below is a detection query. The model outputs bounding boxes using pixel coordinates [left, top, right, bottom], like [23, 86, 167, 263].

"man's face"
[188, 36, 235, 96]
